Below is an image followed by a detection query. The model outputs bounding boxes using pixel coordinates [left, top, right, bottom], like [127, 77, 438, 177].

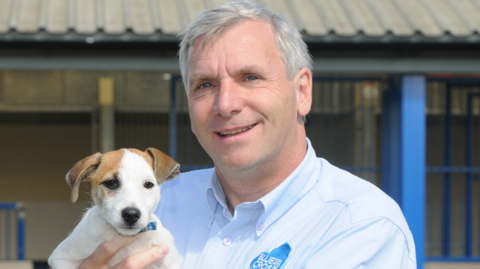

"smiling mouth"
[217, 124, 257, 137]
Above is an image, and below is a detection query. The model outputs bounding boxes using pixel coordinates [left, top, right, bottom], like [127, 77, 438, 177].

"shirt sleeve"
[301, 217, 416, 269]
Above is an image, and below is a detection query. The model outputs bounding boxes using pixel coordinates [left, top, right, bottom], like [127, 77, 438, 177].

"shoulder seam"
[318, 216, 416, 265]
[381, 217, 416, 265]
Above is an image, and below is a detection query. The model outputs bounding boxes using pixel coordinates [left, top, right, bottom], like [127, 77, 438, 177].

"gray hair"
[178, 0, 313, 92]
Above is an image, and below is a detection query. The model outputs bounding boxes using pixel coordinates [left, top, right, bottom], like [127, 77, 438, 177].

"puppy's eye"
[103, 179, 119, 189]
[144, 182, 155, 189]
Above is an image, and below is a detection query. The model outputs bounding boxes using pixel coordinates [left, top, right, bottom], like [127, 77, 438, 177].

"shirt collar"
[205, 172, 232, 224]
[255, 138, 321, 236]
[204, 138, 322, 235]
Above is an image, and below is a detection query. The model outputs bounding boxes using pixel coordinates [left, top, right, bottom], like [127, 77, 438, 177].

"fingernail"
[158, 247, 164, 255]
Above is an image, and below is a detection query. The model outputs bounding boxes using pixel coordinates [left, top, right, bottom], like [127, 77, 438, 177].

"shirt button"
[222, 237, 232, 246]
[257, 223, 265, 231]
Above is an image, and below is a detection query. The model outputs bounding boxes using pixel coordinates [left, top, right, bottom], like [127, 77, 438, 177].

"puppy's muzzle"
[122, 207, 141, 225]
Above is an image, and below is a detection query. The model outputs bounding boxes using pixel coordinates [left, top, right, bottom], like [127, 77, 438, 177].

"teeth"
[219, 125, 255, 136]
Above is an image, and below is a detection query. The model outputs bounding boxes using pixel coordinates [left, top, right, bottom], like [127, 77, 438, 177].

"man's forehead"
[195, 20, 272, 47]
[187, 20, 279, 73]
[189, 20, 276, 57]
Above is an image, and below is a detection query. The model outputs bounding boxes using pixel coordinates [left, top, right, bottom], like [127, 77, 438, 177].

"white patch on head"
[99, 149, 161, 235]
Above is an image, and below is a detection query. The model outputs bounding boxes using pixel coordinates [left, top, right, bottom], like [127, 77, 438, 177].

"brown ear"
[146, 148, 180, 184]
[66, 152, 102, 203]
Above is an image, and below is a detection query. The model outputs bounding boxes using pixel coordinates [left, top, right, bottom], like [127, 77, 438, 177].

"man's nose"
[213, 82, 244, 117]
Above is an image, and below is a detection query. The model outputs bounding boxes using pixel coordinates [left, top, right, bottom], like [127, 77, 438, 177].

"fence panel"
[115, 111, 170, 153]
[0, 203, 25, 260]
[307, 77, 384, 186]
[171, 78, 213, 171]
[425, 79, 480, 261]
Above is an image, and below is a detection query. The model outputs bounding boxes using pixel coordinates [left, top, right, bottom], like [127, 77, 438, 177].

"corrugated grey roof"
[1, 0, 480, 42]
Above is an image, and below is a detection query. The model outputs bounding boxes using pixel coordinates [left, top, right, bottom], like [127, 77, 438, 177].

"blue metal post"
[383, 76, 426, 268]
[6, 209, 11, 259]
[0, 203, 26, 260]
[17, 205, 25, 260]
[401, 75, 426, 269]
[382, 78, 402, 204]
[169, 77, 178, 160]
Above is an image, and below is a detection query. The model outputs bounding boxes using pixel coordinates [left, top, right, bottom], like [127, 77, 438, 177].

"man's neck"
[216, 139, 308, 215]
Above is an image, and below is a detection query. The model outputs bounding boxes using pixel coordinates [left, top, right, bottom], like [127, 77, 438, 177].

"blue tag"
[138, 221, 157, 233]
[250, 243, 291, 269]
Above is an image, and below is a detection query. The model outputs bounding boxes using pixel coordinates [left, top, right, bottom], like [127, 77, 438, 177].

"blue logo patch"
[250, 243, 291, 269]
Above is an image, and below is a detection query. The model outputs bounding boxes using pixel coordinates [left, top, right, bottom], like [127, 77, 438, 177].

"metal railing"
[425, 78, 480, 262]
[0, 203, 25, 260]
[308, 76, 384, 186]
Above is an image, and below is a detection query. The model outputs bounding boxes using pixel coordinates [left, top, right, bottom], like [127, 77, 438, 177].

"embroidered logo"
[250, 243, 291, 269]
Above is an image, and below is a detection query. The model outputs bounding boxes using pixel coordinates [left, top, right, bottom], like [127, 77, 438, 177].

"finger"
[113, 245, 169, 269]
[80, 235, 139, 268]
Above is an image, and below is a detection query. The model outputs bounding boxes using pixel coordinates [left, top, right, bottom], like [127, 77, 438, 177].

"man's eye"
[245, 76, 258, 81]
[144, 181, 155, 189]
[103, 179, 119, 189]
[197, 82, 213, 89]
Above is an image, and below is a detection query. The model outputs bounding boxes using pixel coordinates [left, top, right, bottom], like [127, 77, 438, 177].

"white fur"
[48, 149, 179, 269]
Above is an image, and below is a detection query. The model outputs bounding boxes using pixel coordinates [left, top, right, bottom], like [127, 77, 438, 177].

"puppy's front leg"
[49, 207, 111, 269]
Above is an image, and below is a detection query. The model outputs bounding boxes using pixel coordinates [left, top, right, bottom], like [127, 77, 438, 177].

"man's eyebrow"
[189, 74, 210, 87]
[236, 65, 264, 75]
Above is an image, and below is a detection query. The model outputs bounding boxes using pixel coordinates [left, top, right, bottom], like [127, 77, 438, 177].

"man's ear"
[146, 148, 181, 184]
[295, 68, 313, 119]
[66, 152, 102, 203]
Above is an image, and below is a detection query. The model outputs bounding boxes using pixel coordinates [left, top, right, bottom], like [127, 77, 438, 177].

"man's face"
[187, 20, 310, 174]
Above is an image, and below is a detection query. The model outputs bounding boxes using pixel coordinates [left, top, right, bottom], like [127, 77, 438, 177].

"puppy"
[48, 148, 180, 269]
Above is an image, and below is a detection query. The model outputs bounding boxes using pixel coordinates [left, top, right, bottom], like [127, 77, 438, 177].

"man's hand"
[79, 235, 169, 269]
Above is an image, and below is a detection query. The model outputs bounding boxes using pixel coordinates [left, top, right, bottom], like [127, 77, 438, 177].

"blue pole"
[169, 77, 178, 161]
[6, 209, 10, 259]
[0, 203, 16, 209]
[17, 205, 25, 260]
[382, 77, 402, 204]
[401, 75, 426, 269]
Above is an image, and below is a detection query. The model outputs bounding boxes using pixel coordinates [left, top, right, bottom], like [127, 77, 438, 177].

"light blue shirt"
[156, 139, 416, 268]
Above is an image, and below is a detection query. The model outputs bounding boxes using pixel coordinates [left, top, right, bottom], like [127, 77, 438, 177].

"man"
[80, 1, 416, 268]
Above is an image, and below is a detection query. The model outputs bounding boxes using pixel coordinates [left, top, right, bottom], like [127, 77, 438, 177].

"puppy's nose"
[122, 207, 141, 225]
